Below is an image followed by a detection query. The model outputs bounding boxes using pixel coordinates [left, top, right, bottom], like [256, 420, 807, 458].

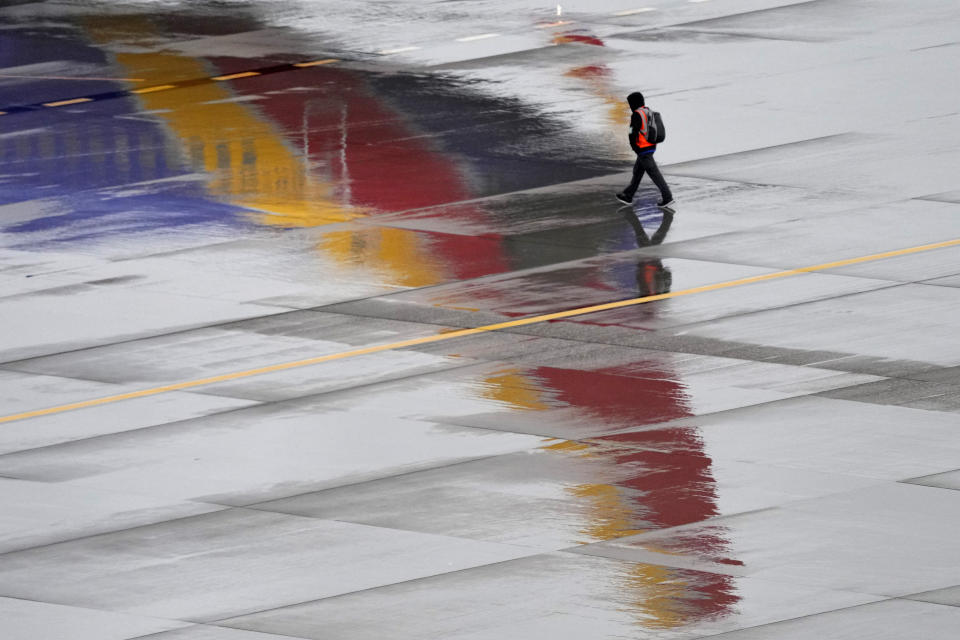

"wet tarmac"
[2, 0, 960, 638]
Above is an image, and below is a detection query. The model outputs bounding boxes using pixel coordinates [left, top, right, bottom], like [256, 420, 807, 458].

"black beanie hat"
[627, 92, 645, 109]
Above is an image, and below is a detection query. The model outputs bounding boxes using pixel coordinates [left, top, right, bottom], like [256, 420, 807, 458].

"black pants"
[624, 152, 672, 201]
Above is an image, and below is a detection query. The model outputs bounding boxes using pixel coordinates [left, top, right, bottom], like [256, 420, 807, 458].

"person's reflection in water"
[624, 209, 674, 297]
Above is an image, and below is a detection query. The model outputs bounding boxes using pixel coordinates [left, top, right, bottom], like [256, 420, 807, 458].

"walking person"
[616, 92, 674, 209]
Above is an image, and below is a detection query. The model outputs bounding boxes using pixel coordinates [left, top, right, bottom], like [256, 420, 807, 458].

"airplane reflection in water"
[3, 18, 605, 284]
[476, 205, 739, 628]
[0, 12, 740, 631]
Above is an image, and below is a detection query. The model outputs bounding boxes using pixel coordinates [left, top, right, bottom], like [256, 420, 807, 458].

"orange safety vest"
[635, 107, 656, 150]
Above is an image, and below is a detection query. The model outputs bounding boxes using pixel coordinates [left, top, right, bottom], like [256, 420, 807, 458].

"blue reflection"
[0, 30, 249, 247]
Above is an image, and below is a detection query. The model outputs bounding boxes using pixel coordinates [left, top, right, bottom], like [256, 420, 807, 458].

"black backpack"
[650, 110, 666, 144]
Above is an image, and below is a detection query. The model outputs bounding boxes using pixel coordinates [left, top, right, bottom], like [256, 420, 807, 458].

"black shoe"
[615, 192, 633, 205]
[657, 197, 675, 209]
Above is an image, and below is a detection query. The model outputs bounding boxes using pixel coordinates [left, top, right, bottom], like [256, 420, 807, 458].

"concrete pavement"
[2, 0, 960, 638]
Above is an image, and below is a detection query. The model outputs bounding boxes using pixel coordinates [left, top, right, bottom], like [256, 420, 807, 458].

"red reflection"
[208, 60, 510, 281]
[536, 366, 689, 428]
[565, 64, 610, 78]
[553, 32, 606, 47]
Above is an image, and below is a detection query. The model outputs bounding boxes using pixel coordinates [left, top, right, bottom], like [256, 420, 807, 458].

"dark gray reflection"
[624, 210, 673, 297]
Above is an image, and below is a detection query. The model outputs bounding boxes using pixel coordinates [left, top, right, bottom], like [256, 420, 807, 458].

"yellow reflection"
[624, 564, 693, 630]
[570, 482, 645, 541]
[543, 440, 591, 453]
[564, 64, 628, 130]
[317, 227, 443, 288]
[479, 370, 550, 411]
[544, 441, 646, 542]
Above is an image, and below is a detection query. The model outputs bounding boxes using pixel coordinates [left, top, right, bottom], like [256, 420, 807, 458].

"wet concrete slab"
[0, 281, 289, 362]
[165, 354, 869, 442]
[0, 509, 541, 623]
[570, 482, 960, 597]
[412, 338, 884, 396]
[666, 284, 960, 368]
[0, 401, 547, 504]
[328, 252, 897, 331]
[0, 596, 187, 640]
[216, 551, 881, 640]
[367, 173, 834, 241]
[818, 377, 960, 413]
[591, 396, 960, 480]
[668, 117, 960, 201]
[828, 245, 960, 285]
[905, 585, 960, 608]
[904, 469, 960, 492]
[647, 199, 960, 270]
[0, 476, 224, 555]
[2, 311, 462, 402]
[0, 370, 258, 454]
[924, 273, 960, 288]
[139, 627, 296, 640]
[317, 296, 928, 375]
[252, 442, 879, 551]
[700, 599, 960, 640]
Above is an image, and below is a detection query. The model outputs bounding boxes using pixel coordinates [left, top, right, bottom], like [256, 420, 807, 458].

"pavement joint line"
[457, 33, 500, 42]
[0, 359, 499, 461]
[613, 8, 657, 16]
[378, 46, 422, 55]
[432, 393, 804, 441]
[701, 600, 901, 639]
[241, 453, 512, 509]
[2, 237, 959, 425]
[641, 281, 909, 337]
[0, 508, 233, 560]
[208, 555, 543, 623]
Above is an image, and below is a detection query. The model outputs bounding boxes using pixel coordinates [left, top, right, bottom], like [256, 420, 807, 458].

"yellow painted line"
[131, 84, 178, 94]
[614, 8, 657, 16]
[293, 59, 339, 67]
[212, 71, 261, 81]
[2, 238, 959, 425]
[536, 20, 574, 28]
[0, 74, 145, 81]
[43, 97, 94, 108]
